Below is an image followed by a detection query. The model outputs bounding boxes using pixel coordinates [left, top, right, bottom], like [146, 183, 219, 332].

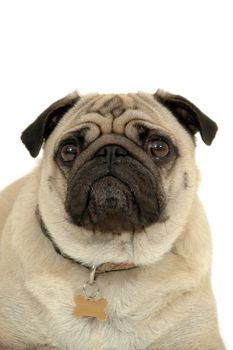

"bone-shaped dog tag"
[74, 295, 108, 321]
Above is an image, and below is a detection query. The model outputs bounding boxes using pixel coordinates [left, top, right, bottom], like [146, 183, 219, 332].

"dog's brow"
[134, 122, 151, 132]
[133, 123, 151, 141]
[59, 126, 90, 141]
[71, 126, 89, 138]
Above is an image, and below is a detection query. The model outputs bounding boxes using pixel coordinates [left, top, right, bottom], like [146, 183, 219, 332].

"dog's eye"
[147, 139, 170, 159]
[60, 144, 80, 162]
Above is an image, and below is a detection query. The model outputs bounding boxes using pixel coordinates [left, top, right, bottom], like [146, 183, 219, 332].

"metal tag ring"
[83, 280, 100, 300]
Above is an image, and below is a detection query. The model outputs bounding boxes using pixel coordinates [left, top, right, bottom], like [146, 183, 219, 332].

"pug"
[0, 90, 225, 349]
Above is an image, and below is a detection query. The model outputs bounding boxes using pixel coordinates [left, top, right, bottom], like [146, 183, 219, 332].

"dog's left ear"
[21, 92, 80, 157]
[154, 89, 218, 145]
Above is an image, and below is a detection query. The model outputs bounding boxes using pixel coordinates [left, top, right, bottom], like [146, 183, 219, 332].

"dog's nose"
[95, 145, 128, 162]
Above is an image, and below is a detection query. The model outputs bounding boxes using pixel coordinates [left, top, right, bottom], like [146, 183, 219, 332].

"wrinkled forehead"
[56, 92, 180, 142]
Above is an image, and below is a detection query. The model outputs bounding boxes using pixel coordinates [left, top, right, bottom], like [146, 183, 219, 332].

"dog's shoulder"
[0, 175, 29, 234]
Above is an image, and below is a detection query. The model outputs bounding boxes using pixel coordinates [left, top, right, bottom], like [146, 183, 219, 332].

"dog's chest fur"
[24, 267, 174, 350]
[21, 247, 214, 350]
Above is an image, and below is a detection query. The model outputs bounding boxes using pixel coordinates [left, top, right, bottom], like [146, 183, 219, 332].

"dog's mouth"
[65, 145, 165, 233]
[83, 176, 139, 232]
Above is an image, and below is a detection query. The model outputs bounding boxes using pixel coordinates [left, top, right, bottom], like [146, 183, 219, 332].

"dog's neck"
[35, 206, 136, 274]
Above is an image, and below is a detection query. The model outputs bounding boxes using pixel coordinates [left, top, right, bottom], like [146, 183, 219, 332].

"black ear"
[21, 92, 80, 157]
[154, 89, 218, 145]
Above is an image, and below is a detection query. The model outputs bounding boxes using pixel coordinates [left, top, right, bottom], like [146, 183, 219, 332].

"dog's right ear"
[21, 92, 80, 157]
[154, 89, 218, 145]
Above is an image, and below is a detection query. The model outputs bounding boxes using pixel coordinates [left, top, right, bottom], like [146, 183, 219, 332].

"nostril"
[95, 145, 128, 160]
[114, 146, 128, 157]
[95, 147, 108, 157]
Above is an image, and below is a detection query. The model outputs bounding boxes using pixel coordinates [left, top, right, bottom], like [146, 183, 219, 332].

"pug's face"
[21, 91, 217, 266]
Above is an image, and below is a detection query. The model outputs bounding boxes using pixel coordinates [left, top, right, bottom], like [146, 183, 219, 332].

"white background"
[0, 0, 232, 348]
